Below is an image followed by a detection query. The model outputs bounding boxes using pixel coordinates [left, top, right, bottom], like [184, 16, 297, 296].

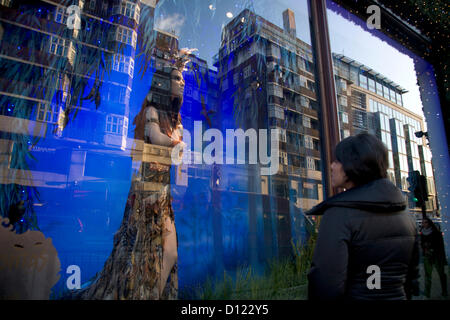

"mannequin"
[76, 52, 189, 300]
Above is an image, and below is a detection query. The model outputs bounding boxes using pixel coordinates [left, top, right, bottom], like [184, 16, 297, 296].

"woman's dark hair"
[335, 133, 389, 187]
[422, 217, 439, 233]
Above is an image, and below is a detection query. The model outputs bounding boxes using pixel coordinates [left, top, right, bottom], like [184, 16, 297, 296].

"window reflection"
[0, 0, 327, 297]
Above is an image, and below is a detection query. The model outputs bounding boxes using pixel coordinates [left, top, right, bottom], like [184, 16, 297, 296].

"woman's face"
[331, 160, 352, 189]
[170, 69, 185, 100]
[422, 219, 430, 229]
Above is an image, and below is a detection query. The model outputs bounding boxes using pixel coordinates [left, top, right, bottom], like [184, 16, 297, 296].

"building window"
[151, 93, 161, 104]
[302, 116, 311, 128]
[300, 96, 309, 108]
[37, 103, 59, 124]
[106, 115, 128, 135]
[243, 65, 251, 78]
[233, 72, 239, 85]
[116, 27, 137, 47]
[343, 129, 350, 138]
[299, 75, 307, 88]
[115, 1, 140, 22]
[396, 92, 403, 106]
[279, 129, 286, 143]
[353, 109, 367, 129]
[304, 135, 313, 149]
[359, 73, 367, 89]
[268, 104, 284, 120]
[341, 112, 348, 124]
[298, 57, 306, 71]
[268, 84, 283, 98]
[339, 79, 347, 93]
[376, 81, 383, 96]
[154, 59, 163, 71]
[0, 0, 12, 7]
[54, 6, 68, 25]
[118, 87, 131, 104]
[368, 78, 376, 93]
[112, 55, 134, 77]
[307, 80, 315, 92]
[89, 0, 96, 10]
[306, 157, 316, 170]
[338, 95, 347, 107]
[152, 76, 169, 90]
[268, 44, 280, 59]
[390, 88, 397, 103]
[49, 36, 69, 57]
[383, 85, 390, 100]
[102, 2, 109, 13]
[351, 90, 367, 109]
[279, 151, 288, 165]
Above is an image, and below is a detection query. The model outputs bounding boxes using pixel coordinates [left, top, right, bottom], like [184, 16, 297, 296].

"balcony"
[287, 165, 322, 180]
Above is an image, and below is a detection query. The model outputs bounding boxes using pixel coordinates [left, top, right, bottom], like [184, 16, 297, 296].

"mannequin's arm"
[145, 106, 176, 147]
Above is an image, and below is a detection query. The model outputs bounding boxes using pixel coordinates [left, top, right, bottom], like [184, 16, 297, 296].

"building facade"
[333, 53, 439, 219]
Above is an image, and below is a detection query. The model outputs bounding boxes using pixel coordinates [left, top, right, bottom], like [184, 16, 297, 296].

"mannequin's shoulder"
[145, 106, 159, 120]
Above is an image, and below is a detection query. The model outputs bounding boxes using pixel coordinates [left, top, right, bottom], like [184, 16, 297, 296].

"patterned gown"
[76, 106, 180, 300]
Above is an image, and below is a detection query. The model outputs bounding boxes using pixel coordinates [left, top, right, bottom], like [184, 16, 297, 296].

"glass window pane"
[0, 0, 336, 298]
[4, 0, 447, 301]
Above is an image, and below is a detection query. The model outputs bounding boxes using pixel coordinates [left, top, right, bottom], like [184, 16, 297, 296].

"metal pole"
[308, 0, 340, 199]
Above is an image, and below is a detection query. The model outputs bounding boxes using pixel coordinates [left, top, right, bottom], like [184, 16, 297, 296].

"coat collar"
[306, 178, 407, 216]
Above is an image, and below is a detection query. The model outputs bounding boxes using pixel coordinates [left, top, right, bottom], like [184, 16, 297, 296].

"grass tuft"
[182, 234, 317, 300]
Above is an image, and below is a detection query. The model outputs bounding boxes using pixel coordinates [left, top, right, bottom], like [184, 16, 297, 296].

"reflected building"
[0, 0, 143, 228]
[333, 54, 439, 220]
[214, 9, 322, 259]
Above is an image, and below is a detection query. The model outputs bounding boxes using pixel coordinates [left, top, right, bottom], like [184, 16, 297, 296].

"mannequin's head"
[169, 67, 185, 109]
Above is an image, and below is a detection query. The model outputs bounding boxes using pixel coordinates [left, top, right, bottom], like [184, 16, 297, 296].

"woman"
[306, 133, 420, 300]
[420, 217, 448, 298]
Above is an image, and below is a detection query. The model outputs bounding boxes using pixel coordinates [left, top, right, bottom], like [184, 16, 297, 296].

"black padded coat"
[306, 178, 420, 300]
